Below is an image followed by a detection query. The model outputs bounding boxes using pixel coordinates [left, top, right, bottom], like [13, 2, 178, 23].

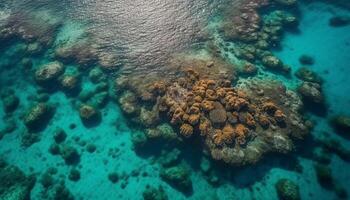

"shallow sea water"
[0, 0, 350, 200]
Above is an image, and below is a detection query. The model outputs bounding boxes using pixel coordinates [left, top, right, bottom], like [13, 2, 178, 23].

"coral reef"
[120, 67, 310, 166]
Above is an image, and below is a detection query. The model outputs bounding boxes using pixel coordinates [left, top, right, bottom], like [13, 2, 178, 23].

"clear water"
[3, 0, 240, 73]
[0, 0, 350, 199]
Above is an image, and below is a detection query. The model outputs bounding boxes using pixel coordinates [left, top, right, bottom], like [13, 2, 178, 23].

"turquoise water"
[1, 0, 350, 199]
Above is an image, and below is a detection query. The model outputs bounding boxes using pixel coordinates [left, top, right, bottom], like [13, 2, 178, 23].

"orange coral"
[188, 105, 200, 114]
[237, 90, 247, 98]
[245, 113, 256, 127]
[274, 109, 286, 123]
[193, 86, 206, 97]
[185, 68, 199, 80]
[188, 114, 200, 125]
[222, 124, 235, 144]
[155, 69, 288, 149]
[199, 118, 211, 136]
[235, 124, 249, 145]
[258, 115, 270, 128]
[149, 81, 166, 95]
[180, 123, 194, 138]
[206, 79, 216, 86]
[226, 96, 248, 111]
[213, 129, 224, 146]
[194, 95, 203, 103]
[182, 113, 189, 121]
[171, 107, 184, 124]
[233, 98, 248, 111]
[164, 97, 175, 107]
[201, 100, 215, 111]
[216, 87, 226, 98]
[141, 91, 154, 101]
[262, 101, 278, 113]
[205, 89, 217, 101]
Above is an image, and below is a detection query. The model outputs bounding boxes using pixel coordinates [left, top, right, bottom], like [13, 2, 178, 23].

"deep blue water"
[0, 0, 350, 199]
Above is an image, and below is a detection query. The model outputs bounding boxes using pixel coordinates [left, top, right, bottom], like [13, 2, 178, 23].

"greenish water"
[0, 0, 350, 199]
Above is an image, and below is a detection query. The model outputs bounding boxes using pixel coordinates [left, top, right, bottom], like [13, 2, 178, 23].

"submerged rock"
[89, 67, 106, 84]
[0, 119, 16, 140]
[118, 91, 140, 116]
[51, 182, 74, 200]
[54, 42, 98, 68]
[0, 160, 35, 200]
[131, 131, 148, 151]
[329, 115, 350, 137]
[23, 103, 53, 132]
[158, 148, 181, 167]
[0, 12, 60, 46]
[299, 55, 315, 65]
[108, 172, 119, 183]
[238, 62, 258, 76]
[98, 52, 120, 72]
[79, 104, 101, 127]
[262, 55, 287, 73]
[143, 185, 168, 200]
[26, 42, 44, 56]
[34, 61, 65, 86]
[295, 67, 322, 84]
[53, 128, 67, 144]
[60, 74, 80, 93]
[329, 16, 350, 27]
[160, 165, 193, 195]
[262, 55, 282, 68]
[68, 169, 81, 182]
[275, 179, 300, 200]
[314, 164, 334, 189]
[1, 89, 19, 113]
[297, 82, 324, 104]
[60, 145, 80, 165]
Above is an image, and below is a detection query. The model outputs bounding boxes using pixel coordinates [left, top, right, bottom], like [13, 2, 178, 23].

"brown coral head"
[235, 124, 249, 145]
[188, 114, 200, 125]
[201, 100, 215, 112]
[170, 107, 184, 124]
[180, 123, 194, 138]
[258, 114, 270, 128]
[213, 129, 224, 146]
[262, 101, 278, 114]
[199, 118, 211, 136]
[222, 124, 235, 144]
[205, 89, 218, 101]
